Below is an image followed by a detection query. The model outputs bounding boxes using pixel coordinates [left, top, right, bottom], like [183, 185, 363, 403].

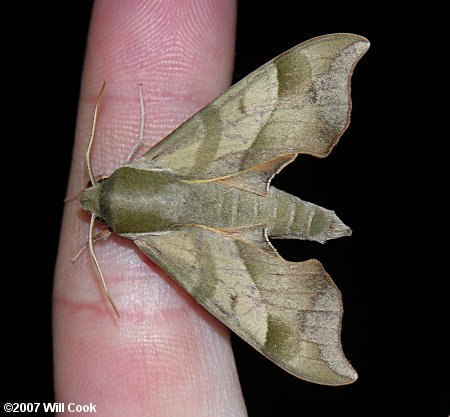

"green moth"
[80, 33, 369, 385]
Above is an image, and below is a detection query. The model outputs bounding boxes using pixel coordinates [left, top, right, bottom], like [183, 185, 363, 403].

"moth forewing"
[80, 33, 369, 385]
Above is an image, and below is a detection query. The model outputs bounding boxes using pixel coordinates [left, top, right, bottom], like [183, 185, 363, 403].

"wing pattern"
[141, 34, 369, 183]
[121, 34, 368, 384]
[130, 225, 357, 385]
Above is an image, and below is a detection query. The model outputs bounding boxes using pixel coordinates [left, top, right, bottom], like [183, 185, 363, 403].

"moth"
[79, 34, 369, 385]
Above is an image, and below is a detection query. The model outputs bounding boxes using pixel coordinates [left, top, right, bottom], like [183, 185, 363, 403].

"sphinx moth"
[80, 33, 369, 385]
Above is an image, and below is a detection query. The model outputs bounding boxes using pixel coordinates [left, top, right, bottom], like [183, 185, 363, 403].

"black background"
[2, 2, 448, 417]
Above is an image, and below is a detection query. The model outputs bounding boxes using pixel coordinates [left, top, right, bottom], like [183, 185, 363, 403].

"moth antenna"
[125, 83, 146, 163]
[86, 81, 106, 187]
[88, 214, 120, 318]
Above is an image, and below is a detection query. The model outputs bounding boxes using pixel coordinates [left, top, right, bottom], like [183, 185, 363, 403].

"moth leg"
[65, 189, 85, 204]
[72, 227, 112, 263]
[125, 83, 146, 163]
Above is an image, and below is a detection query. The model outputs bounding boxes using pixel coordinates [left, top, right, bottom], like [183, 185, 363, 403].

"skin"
[53, 1, 247, 416]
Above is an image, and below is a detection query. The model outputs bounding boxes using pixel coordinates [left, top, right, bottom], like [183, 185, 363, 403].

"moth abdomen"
[266, 188, 351, 243]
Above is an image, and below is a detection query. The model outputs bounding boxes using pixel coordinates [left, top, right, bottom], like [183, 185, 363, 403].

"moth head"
[80, 182, 102, 217]
[79, 173, 110, 217]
